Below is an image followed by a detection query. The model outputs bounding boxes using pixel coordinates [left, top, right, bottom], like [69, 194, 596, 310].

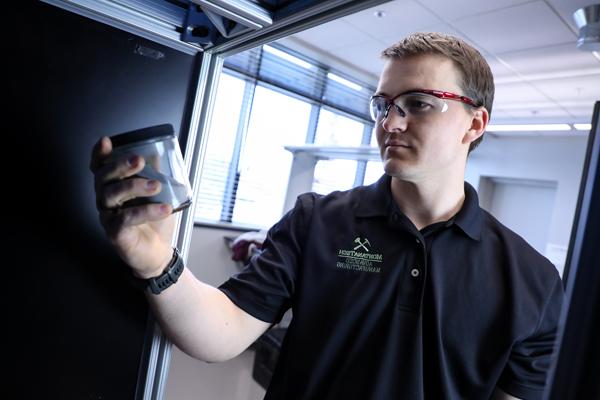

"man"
[91, 32, 563, 399]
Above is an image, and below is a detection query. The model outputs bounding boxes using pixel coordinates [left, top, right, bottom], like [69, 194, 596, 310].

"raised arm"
[90, 136, 269, 361]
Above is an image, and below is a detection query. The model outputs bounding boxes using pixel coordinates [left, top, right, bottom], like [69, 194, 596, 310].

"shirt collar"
[453, 181, 483, 241]
[353, 174, 393, 218]
[353, 174, 483, 241]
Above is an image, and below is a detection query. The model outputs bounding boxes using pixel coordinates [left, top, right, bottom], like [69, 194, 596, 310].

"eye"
[376, 98, 389, 111]
[370, 97, 390, 119]
[404, 98, 434, 113]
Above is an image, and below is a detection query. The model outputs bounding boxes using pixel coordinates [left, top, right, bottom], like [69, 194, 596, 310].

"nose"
[380, 106, 408, 133]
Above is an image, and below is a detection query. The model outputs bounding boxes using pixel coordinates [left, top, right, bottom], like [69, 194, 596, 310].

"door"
[479, 177, 558, 258]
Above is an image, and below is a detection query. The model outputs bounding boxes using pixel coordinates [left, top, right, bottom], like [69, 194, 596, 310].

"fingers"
[91, 135, 162, 215]
[100, 203, 173, 231]
[90, 136, 112, 173]
[100, 176, 162, 210]
[97, 152, 147, 186]
[94, 155, 148, 212]
[91, 136, 146, 184]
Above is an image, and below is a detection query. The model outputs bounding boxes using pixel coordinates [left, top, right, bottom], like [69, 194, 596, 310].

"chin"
[383, 159, 413, 178]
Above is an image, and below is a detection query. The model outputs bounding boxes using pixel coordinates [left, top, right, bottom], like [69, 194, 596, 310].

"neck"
[390, 174, 466, 231]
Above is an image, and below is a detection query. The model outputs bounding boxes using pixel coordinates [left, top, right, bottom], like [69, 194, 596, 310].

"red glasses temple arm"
[419, 89, 479, 107]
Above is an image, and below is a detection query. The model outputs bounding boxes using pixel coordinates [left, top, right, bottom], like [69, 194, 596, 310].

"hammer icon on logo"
[353, 237, 371, 252]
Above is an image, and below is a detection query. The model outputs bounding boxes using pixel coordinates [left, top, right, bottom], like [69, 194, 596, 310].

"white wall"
[481, 177, 558, 255]
[465, 133, 589, 274]
[164, 225, 266, 400]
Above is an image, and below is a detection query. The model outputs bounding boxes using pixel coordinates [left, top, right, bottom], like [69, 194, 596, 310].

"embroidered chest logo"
[336, 237, 383, 273]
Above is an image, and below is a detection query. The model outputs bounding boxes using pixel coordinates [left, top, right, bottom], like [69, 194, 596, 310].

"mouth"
[381, 138, 414, 160]
[384, 140, 411, 149]
[383, 135, 412, 147]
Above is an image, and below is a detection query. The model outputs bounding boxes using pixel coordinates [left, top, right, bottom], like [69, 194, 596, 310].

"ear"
[462, 107, 489, 145]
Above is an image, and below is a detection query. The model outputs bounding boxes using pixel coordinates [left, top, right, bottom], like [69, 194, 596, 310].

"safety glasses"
[369, 89, 479, 122]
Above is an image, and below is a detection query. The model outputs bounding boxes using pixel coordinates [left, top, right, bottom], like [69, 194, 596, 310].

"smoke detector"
[573, 4, 600, 51]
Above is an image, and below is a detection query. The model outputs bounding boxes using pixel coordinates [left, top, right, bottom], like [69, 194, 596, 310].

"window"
[364, 160, 384, 185]
[314, 108, 364, 146]
[195, 44, 376, 229]
[232, 85, 312, 227]
[365, 130, 384, 185]
[312, 108, 365, 194]
[195, 73, 246, 222]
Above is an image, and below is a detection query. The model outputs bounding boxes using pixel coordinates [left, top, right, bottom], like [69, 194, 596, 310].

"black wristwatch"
[131, 248, 185, 295]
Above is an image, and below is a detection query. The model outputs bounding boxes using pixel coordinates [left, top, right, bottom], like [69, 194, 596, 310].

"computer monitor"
[546, 101, 600, 399]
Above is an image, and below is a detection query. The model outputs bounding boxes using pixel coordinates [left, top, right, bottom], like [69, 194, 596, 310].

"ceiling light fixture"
[574, 123, 593, 131]
[263, 45, 313, 69]
[327, 72, 363, 91]
[574, 4, 600, 51]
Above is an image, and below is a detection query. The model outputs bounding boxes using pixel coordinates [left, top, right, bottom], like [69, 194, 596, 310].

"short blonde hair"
[381, 32, 494, 152]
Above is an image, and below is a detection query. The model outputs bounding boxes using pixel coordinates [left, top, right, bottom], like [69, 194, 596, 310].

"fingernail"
[160, 205, 170, 214]
[128, 156, 138, 167]
[146, 180, 158, 190]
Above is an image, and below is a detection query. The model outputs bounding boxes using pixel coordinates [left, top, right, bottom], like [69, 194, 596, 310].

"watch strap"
[131, 248, 185, 295]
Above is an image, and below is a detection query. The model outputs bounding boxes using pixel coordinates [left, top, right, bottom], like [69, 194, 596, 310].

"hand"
[90, 136, 176, 278]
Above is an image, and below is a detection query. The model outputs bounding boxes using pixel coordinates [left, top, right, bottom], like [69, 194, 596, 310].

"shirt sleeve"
[497, 273, 564, 400]
[218, 193, 315, 324]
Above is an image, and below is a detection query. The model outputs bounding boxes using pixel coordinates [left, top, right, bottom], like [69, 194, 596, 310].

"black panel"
[10, 3, 197, 398]
[547, 103, 600, 399]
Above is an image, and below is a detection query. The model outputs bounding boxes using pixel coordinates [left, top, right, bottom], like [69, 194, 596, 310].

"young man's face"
[374, 53, 484, 182]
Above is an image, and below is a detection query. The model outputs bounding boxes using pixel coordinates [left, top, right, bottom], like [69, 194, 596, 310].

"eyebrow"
[373, 88, 423, 97]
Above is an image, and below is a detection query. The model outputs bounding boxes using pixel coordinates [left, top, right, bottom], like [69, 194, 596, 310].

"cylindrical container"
[109, 124, 192, 212]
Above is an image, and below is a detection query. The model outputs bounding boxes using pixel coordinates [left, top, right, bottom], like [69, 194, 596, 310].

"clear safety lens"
[369, 92, 449, 121]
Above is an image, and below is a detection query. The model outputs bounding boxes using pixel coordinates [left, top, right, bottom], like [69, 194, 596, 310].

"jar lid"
[110, 124, 175, 148]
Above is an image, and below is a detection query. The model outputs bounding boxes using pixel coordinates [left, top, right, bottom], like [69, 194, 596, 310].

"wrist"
[129, 248, 185, 294]
[133, 248, 177, 280]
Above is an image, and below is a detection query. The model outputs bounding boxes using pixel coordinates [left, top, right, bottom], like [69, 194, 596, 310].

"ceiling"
[277, 0, 600, 125]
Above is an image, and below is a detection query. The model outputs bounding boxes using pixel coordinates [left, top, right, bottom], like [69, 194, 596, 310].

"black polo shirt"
[219, 174, 563, 400]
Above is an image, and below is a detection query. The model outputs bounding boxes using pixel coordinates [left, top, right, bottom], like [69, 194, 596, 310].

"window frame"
[194, 45, 376, 229]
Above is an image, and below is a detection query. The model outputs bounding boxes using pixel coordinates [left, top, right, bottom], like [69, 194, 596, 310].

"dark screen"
[546, 102, 600, 399]
[9, 3, 198, 398]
